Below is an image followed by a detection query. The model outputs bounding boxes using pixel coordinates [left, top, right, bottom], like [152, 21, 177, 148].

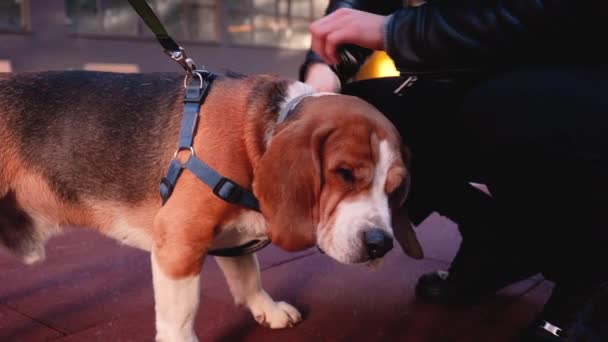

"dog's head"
[254, 93, 422, 264]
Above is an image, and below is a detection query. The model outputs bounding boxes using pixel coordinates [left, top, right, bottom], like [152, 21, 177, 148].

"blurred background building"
[0, 0, 328, 77]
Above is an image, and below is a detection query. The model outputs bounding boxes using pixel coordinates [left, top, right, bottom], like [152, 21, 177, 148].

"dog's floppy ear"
[253, 120, 332, 251]
[392, 144, 423, 259]
[393, 208, 424, 259]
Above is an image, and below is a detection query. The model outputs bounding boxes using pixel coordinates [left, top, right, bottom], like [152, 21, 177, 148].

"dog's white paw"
[248, 292, 302, 329]
[155, 332, 198, 342]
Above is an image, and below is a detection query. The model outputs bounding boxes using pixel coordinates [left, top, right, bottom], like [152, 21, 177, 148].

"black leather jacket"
[301, 0, 608, 81]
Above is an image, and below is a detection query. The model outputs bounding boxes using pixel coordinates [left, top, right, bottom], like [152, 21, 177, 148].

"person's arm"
[384, 0, 572, 70]
[299, 0, 403, 90]
[310, 0, 597, 72]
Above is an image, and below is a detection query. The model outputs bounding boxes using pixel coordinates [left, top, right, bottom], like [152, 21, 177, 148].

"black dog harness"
[128, 0, 270, 256]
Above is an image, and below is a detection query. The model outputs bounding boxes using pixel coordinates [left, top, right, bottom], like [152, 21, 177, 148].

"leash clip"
[164, 47, 197, 74]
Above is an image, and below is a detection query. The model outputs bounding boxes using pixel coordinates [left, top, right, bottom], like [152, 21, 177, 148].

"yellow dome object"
[355, 51, 399, 81]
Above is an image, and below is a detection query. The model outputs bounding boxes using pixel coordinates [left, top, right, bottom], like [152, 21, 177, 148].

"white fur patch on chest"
[282, 82, 315, 108]
[212, 211, 268, 250]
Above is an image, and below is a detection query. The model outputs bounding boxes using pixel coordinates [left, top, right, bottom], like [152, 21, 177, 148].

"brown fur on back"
[0, 70, 290, 262]
[0, 71, 185, 204]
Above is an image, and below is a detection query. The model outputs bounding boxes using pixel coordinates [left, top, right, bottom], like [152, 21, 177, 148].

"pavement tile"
[54, 294, 327, 342]
[0, 304, 65, 341]
[414, 213, 461, 263]
[400, 279, 547, 342]
[55, 249, 445, 342]
[0, 230, 318, 338]
[476, 280, 554, 341]
[0, 217, 551, 342]
[0, 230, 154, 333]
[52, 296, 234, 342]
[0, 230, 229, 335]
[201, 248, 546, 342]
[255, 245, 318, 270]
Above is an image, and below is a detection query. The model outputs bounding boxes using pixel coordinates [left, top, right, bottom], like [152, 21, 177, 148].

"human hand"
[304, 63, 341, 92]
[310, 8, 387, 65]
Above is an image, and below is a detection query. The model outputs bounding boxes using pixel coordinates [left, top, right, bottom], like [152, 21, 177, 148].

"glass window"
[102, 0, 139, 35]
[0, 0, 26, 30]
[65, 0, 98, 33]
[226, 0, 326, 49]
[312, 0, 326, 18]
[154, 0, 217, 41]
[65, 0, 218, 41]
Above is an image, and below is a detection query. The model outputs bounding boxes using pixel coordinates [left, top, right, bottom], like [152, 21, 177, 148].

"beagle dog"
[0, 71, 422, 341]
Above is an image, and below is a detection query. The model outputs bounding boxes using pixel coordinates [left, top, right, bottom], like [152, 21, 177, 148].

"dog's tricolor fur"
[0, 71, 422, 341]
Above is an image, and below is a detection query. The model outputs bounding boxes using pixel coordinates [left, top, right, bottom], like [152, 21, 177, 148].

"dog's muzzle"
[364, 229, 393, 259]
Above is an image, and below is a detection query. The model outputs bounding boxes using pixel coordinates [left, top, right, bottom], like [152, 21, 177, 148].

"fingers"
[310, 7, 349, 32]
[325, 29, 351, 65]
[310, 25, 326, 64]
[310, 10, 351, 65]
[309, 8, 386, 65]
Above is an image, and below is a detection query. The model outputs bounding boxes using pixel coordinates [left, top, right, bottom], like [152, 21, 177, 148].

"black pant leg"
[460, 65, 608, 286]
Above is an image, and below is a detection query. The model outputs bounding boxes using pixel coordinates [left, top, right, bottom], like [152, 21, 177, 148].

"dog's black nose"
[364, 229, 393, 259]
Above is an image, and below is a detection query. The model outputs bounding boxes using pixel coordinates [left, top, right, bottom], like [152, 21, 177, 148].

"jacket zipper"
[393, 76, 418, 95]
[393, 67, 489, 95]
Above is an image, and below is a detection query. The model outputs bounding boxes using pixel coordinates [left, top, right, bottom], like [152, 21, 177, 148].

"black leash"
[128, 0, 268, 257]
[127, 0, 196, 73]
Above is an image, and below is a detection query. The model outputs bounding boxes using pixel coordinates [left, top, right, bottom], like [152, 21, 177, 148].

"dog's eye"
[336, 167, 355, 183]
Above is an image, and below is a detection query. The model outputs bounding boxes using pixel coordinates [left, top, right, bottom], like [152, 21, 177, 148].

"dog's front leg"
[151, 250, 201, 342]
[215, 254, 302, 328]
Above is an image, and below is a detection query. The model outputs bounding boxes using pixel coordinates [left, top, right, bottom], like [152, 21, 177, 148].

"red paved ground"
[0, 213, 552, 342]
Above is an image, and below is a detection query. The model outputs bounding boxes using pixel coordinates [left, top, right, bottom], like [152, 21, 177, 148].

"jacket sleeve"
[299, 0, 403, 82]
[384, 0, 576, 70]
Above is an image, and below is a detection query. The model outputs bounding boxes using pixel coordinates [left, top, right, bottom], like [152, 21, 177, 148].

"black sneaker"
[415, 270, 490, 305]
[416, 236, 539, 305]
[415, 268, 528, 305]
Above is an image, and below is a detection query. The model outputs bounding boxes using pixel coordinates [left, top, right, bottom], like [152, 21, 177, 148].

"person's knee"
[462, 67, 608, 162]
[461, 73, 548, 153]
[462, 71, 585, 167]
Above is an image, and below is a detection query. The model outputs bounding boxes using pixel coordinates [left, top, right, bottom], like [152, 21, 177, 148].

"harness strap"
[159, 159, 183, 204]
[208, 239, 271, 257]
[129, 0, 267, 257]
[183, 156, 260, 211]
[160, 72, 260, 212]
[179, 72, 213, 148]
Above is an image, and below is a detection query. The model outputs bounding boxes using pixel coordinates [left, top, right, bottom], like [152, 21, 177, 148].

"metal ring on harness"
[173, 146, 195, 160]
[183, 71, 203, 89]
